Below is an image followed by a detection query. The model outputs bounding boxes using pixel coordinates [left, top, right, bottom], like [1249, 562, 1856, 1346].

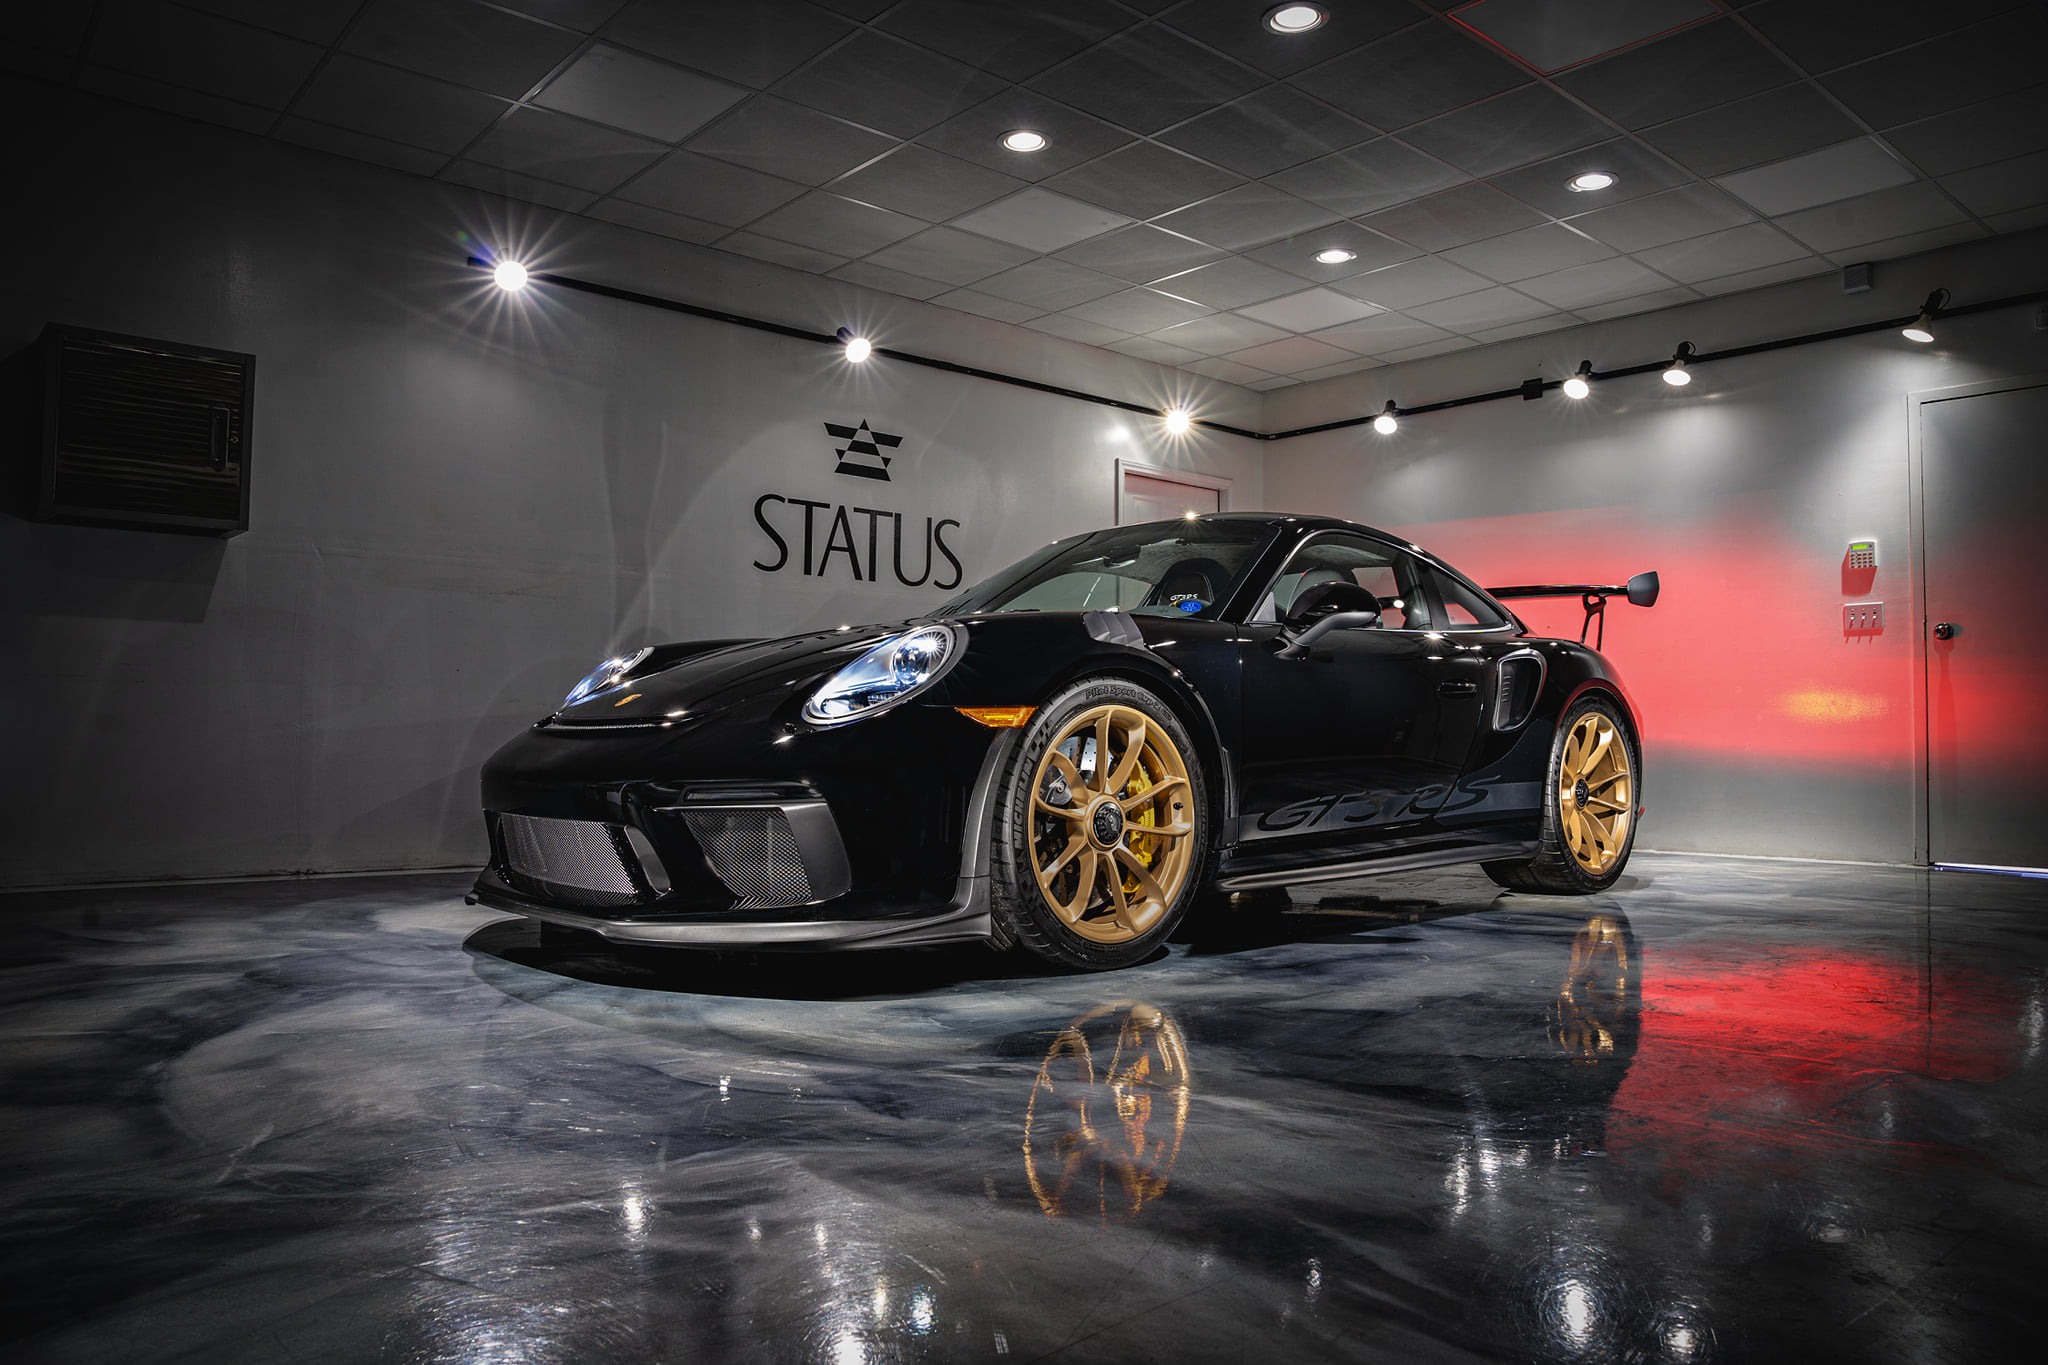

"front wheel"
[1484, 695, 1639, 894]
[990, 679, 1209, 971]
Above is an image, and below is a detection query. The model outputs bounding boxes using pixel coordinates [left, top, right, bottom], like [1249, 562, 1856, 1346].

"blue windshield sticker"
[1177, 599, 1204, 613]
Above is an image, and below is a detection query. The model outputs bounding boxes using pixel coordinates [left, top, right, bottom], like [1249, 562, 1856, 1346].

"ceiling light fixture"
[1314, 247, 1358, 265]
[1264, 3, 1328, 33]
[1164, 408, 1192, 434]
[835, 327, 872, 363]
[1001, 129, 1048, 152]
[1566, 171, 1616, 193]
[492, 260, 530, 291]
[1902, 288, 1948, 343]
[1663, 342, 1695, 386]
[1562, 361, 1594, 400]
[1373, 401, 1399, 435]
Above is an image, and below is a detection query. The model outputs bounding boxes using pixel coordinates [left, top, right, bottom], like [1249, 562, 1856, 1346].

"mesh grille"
[682, 808, 813, 908]
[499, 814, 645, 906]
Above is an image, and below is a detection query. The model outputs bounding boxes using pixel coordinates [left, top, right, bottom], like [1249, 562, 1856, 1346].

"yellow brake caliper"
[1121, 760, 1156, 896]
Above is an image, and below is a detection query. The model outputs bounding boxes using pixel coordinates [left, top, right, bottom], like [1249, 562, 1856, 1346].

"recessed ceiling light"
[492, 260, 529, 291]
[1001, 129, 1047, 152]
[1567, 171, 1617, 193]
[1314, 247, 1357, 265]
[1163, 409, 1192, 434]
[1264, 4, 1328, 34]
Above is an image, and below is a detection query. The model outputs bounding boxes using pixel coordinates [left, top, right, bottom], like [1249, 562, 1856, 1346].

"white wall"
[0, 80, 1262, 887]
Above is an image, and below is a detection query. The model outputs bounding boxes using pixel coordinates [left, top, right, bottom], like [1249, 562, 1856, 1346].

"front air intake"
[497, 813, 653, 907]
[681, 807, 814, 909]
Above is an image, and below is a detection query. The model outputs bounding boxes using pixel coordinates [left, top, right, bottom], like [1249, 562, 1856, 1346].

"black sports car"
[468, 513, 1657, 971]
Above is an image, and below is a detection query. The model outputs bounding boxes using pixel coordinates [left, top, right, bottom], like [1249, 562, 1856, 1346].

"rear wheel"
[990, 679, 1208, 971]
[1484, 696, 1639, 894]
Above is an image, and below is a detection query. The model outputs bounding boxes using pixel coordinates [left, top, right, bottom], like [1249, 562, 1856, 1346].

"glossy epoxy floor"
[3, 855, 2046, 1364]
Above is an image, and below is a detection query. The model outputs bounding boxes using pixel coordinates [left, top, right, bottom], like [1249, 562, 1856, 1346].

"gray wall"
[1262, 231, 2048, 863]
[0, 82, 1262, 888]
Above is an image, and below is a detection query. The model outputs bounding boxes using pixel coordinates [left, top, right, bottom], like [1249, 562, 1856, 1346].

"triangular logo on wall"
[825, 419, 902, 481]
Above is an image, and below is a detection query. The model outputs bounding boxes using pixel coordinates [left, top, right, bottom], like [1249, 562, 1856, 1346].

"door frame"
[1113, 459, 1231, 525]
[1904, 370, 2048, 865]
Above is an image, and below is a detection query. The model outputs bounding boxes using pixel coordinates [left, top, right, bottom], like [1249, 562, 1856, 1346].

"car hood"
[552, 622, 918, 727]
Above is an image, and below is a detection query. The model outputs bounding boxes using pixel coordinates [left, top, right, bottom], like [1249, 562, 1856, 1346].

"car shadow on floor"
[1178, 886, 1507, 955]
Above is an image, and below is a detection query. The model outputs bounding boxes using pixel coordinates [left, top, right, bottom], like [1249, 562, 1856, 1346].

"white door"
[1119, 468, 1223, 525]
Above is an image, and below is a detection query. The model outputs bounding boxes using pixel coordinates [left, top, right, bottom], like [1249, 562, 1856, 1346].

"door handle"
[1933, 622, 1957, 640]
[1438, 680, 1478, 696]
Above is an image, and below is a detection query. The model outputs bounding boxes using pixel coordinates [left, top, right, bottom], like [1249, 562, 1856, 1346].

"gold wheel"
[1557, 711, 1633, 876]
[1028, 704, 1197, 945]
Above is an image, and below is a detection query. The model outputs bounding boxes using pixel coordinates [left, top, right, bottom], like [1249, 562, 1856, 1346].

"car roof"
[1134, 510, 1412, 545]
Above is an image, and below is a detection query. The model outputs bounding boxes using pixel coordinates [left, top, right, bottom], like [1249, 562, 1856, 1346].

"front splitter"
[466, 882, 995, 952]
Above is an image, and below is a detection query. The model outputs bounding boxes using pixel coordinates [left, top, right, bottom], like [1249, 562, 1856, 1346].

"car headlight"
[803, 625, 963, 726]
[561, 647, 652, 708]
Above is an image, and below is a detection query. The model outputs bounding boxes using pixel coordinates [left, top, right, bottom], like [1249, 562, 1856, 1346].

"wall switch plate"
[1845, 602, 1884, 632]
[1847, 538, 1877, 570]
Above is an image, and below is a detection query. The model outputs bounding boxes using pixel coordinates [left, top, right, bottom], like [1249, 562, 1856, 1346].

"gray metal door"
[1922, 381, 2048, 870]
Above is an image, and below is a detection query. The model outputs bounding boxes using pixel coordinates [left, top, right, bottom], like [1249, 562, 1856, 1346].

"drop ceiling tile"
[1152, 186, 1338, 253]
[1441, 224, 1614, 283]
[814, 0, 893, 16]
[3, 47, 73, 83]
[601, 0, 853, 88]
[340, 0, 583, 99]
[1691, 256, 1833, 296]
[440, 161, 598, 212]
[827, 260, 952, 300]
[1027, 24, 1263, 135]
[1042, 143, 1244, 220]
[973, 258, 1129, 309]
[1289, 358, 1380, 383]
[1453, 0, 1717, 74]
[1332, 257, 1493, 309]
[1149, 313, 1291, 356]
[933, 289, 1047, 324]
[15, 4, 93, 59]
[1716, 139, 1918, 217]
[875, 0, 1130, 83]
[1294, 23, 1526, 131]
[1377, 335, 1480, 363]
[719, 232, 851, 274]
[275, 118, 449, 176]
[1553, 18, 1794, 129]
[1639, 84, 1861, 179]
[951, 188, 1132, 253]
[77, 66, 276, 134]
[1223, 336, 1357, 374]
[1940, 151, 2048, 217]
[1820, 8, 2048, 128]
[1743, 0, 2016, 72]
[916, 91, 1134, 179]
[1408, 287, 1558, 331]
[1885, 87, 2048, 178]
[582, 198, 729, 244]
[1308, 313, 1456, 355]
[684, 99, 896, 186]
[1185, 357, 1276, 386]
[180, 0, 362, 44]
[782, 31, 1006, 139]
[863, 227, 1036, 286]
[1156, 86, 1379, 179]
[1565, 183, 1756, 252]
[1266, 139, 1469, 218]
[748, 191, 929, 256]
[88, 0, 322, 109]
[1054, 226, 1228, 284]
[1237, 289, 1382, 333]
[1771, 181, 1965, 253]
[1152, 257, 1309, 310]
[1404, 85, 1615, 179]
[1488, 139, 1692, 217]
[1572, 286, 1702, 321]
[1819, 221, 1988, 267]
[1514, 257, 1673, 309]
[290, 55, 511, 154]
[1247, 375, 1305, 391]
[1023, 313, 1132, 346]
[614, 151, 808, 225]
[1107, 336, 1206, 366]
[1633, 221, 1810, 282]
[1065, 289, 1215, 334]
[828, 144, 1027, 221]
[1360, 183, 1547, 251]
[1467, 315, 1580, 344]
[1243, 224, 1422, 281]
[467, 107, 670, 193]
[1986, 205, 2048, 234]
[533, 45, 746, 143]
[1160, 0, 1417, 79]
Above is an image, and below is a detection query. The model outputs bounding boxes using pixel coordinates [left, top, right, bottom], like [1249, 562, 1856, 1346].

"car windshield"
[933, 519, 1277, 621]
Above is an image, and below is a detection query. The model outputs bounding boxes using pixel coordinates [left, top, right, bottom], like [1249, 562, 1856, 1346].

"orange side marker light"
[614, 693, 642, 707]
[957, 706, 1036, 728]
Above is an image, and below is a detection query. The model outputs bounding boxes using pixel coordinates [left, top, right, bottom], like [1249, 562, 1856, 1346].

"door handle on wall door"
[1933, 622, 1957, 640]
[1438, 680, 1478, 696]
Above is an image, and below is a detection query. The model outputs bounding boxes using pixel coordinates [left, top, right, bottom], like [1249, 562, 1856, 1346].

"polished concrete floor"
[3, 854, 2046, 1364]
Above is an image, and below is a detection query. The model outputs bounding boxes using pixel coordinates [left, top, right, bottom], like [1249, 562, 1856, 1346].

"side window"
[1428, 567, 1508, 630]
[1255, 534, 1432, 629]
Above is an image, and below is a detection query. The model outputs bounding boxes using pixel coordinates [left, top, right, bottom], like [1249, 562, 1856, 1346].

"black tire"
[990, 678, 1211, 971]
[1483, 694, 1640, 895]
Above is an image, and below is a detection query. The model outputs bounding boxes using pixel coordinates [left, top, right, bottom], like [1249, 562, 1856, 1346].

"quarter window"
[1428, 566, 1509, 629]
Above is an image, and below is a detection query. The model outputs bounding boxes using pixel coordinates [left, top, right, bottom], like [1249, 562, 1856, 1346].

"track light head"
[1663, 342, 1696, 387]
[1164, 408, 1192, 434]
[1562, 360, 1594, 400]
[1903, 287, 1949, 343]
[1372, 400, 1399, 435]
[492, 260, 529, 291]
[835, 326, 872, 362]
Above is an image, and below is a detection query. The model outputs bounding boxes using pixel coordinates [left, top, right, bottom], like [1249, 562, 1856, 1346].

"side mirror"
[1284, 579, 1382, 630]
[1626, 571, 1659, 608]
[1277, 609, 1382, 658]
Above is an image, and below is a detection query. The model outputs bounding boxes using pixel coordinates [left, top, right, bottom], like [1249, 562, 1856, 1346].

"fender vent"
[1494, 653, 1546, 731]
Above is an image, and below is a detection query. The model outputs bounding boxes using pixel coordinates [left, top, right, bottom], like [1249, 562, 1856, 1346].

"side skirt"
[1213, 840, 1538, 893]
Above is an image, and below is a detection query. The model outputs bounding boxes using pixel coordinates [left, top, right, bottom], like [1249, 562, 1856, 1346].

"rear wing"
[1484, 571, 1659, 649]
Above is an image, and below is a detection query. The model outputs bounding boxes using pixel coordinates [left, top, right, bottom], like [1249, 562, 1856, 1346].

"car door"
[1236, 533, 1467, 856]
